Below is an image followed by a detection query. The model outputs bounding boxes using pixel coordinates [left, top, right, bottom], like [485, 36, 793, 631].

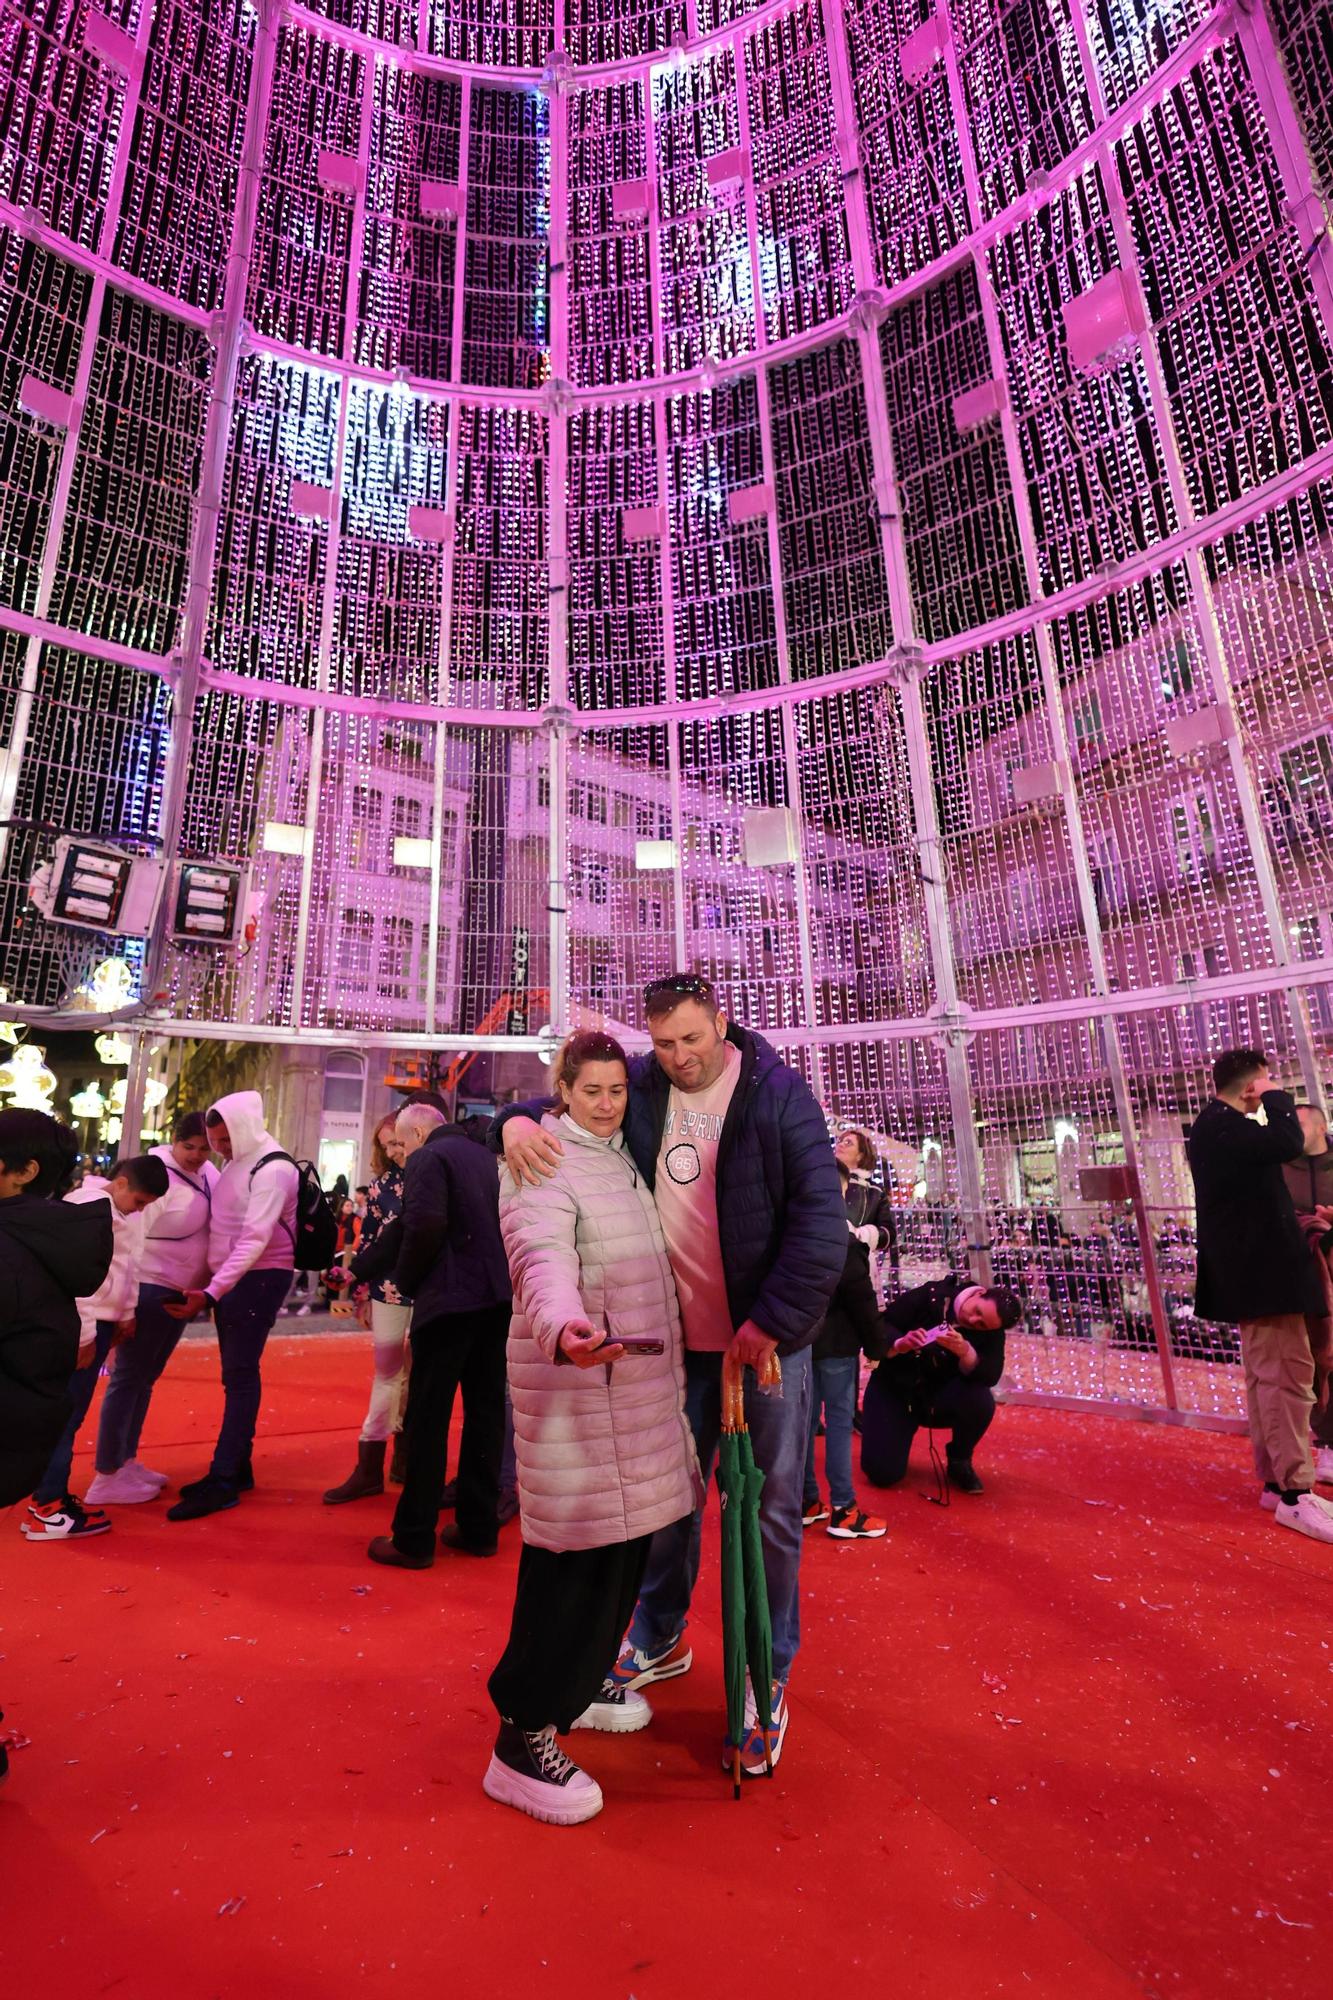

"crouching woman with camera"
[483, 1031, 701, 1828]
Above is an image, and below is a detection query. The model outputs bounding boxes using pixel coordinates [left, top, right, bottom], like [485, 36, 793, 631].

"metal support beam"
[732, 28, 823, 1080]
[141, 0, 283, 1007]
[935, 0, 1175, 1367]
[546, 76, 572, 1040]
[823, 0, 990, 1275]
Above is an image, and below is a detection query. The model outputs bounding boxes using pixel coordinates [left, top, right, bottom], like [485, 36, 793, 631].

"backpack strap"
[248, 1149, 299, 1248]
[152, 1160, 212, 1241]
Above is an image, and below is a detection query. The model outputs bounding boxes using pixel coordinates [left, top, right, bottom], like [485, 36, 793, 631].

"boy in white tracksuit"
[164, 1091, 298, 1520]
[30, 1156, 169, 1515]
[89, 1111, 220, 1503]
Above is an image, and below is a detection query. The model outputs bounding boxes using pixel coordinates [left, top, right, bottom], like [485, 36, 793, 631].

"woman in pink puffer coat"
[483, 1030, 700, 1829]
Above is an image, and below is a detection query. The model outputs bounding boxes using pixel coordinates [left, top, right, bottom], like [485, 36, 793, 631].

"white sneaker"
[483, 1724, 603, 1826]
[1274, 1491, 1333, 1544]
[126, 1459, 169, 1489]
[1259, 1488, 1281, 1513]
[1314, 1446, 1333, 1485]
[571, 1680, 652, 1734]
[85, 1467, 162, 1506]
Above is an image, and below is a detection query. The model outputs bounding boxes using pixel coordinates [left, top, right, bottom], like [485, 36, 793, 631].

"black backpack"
[250, 1151, 339, 1271]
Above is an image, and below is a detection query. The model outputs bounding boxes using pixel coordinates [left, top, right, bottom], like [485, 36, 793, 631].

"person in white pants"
[324, 1111, 413, 1504]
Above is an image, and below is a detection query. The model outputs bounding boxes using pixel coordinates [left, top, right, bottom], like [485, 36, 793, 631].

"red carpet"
[1, 1334, 1329, 2000]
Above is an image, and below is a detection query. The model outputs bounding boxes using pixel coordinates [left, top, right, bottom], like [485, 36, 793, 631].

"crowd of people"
[2, 990, 1331, 1813]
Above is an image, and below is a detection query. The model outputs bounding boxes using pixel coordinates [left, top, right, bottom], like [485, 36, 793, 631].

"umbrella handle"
[722, 1347, 782, 1432]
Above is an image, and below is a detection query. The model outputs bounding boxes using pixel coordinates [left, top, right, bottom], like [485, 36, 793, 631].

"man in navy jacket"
[496, 973, 846, 1775]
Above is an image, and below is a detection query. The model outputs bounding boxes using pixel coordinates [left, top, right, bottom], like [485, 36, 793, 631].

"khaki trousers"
[1239, 1315, 1316, 1491]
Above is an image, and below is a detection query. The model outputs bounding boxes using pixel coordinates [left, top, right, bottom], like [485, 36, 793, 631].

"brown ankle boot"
[323, 1440, 386, 1505]
[389, 1433, 407, 1485]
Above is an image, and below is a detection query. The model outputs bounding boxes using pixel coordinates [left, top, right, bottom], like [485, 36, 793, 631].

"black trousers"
[860, 1372, 996, 1487]
[488, 1534, 654, 1734]
[391, 1305, 508, 1559]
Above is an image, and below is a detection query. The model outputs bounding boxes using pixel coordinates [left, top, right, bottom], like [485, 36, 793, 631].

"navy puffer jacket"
[497, 1024, 847, 1355]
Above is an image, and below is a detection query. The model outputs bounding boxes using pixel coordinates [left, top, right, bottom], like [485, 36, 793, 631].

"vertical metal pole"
[141, 0, 283, 1002]
[289, 35, 374, 1032]
[119, 1028, 157, 1161]
[935, 0, 1175, 1374]
[823, 0, 989, 1276]
[546, 75, 572, 1038]
[642, 70, 690, 971]
[424, 78, 473, 1035]
[732, 28, 823, 1075]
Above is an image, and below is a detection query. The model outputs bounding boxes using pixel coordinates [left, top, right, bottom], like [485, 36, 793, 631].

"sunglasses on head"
[643, 975, 713, 1006]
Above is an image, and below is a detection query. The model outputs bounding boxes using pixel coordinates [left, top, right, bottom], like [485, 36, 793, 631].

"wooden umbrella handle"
[722, 1345, 782, 1430]
[722, 1347, 745, 1432]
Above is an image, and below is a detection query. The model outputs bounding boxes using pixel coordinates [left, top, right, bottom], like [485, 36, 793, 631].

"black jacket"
[495, 1023, 846, 1354]
[811, 1237, 883, 1362]
[0, 1194, 114, 1506]
[870, 1276, 1006, 1401]
[1187, 1090, 1323, 1322]
[394, 1125, 511, 1327]
[843, 1173, 898, 1267]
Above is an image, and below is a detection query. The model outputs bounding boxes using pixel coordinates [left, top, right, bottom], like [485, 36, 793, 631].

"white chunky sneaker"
[1259, 1488, 1281, 1513]
[1274, 1491, 1333, 1545]
[1314, 1446, 1333, 1485]
[483, 1723, 603, 1826]
[126, 1459, 169, 1489]
[572, 1679, 652, 1734]
[85, 1467, 162, 1506]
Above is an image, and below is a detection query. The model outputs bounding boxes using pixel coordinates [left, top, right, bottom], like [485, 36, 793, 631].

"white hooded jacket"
[64, 1178, 146, 1349]
[204, 1091, 299, 1300]
[139, 1143, 220, 1293]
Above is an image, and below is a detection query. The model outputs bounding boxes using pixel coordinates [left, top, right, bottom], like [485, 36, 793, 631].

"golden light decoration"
[95, 1032, 133, 1065]
[69, 1082, 108, 1121]
[0, 1042, 58, 1110]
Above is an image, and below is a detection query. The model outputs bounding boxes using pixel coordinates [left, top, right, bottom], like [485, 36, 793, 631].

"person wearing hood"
[0, 1109, 114, 1523]
[162, 1091, 299, 1522]
[24, 1151, 168, 1538]
[87, 1110, 220, 1505]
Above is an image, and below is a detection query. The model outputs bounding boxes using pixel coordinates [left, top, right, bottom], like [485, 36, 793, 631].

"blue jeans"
[804, 1355, 858, 1513]
[34, 1320, 116, 1503]
[627, 1346, 812, 1687]
[95, 1283, 186, 1473]
[210, 1268, 292, 1484]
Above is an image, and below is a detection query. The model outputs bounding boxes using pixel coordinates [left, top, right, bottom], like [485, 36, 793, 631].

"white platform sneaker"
[483, 1723, 603, 1826]
[572, 1679, 652, 1734]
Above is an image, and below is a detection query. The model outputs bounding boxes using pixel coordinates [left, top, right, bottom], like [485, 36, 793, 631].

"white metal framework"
[2, 0, 1333, 1424]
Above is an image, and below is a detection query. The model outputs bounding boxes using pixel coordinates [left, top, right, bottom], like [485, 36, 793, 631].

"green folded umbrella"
[718, 1362, 776, 1798]
[716, 1429, 750, 1800]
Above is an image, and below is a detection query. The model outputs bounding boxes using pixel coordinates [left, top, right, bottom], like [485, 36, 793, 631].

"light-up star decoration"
[0, 1042, 58, 1110]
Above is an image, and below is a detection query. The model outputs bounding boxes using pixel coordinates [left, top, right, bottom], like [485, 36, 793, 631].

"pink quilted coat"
[499, 1114, 702, 1554]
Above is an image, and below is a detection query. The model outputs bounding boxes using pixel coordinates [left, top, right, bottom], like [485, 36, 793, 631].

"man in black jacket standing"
[860, 1275, 1021, 1495]
[367, 1104, 511, 1570]
[1188, 1047, 1333, 1545]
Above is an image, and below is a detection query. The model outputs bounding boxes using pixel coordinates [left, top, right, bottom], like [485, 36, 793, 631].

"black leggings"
[489, 1534, 654, 1734]
[860, 1374, 996, 1487]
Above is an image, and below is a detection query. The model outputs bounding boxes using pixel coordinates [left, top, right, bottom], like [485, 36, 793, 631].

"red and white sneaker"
[610, 1633, 693, 1691]
[723, 1679, 790, 1778]
[21, 1496, 111, 1542]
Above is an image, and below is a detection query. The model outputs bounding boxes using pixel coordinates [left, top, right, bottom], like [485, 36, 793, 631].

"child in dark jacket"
[802, 1164, 887, 1541]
